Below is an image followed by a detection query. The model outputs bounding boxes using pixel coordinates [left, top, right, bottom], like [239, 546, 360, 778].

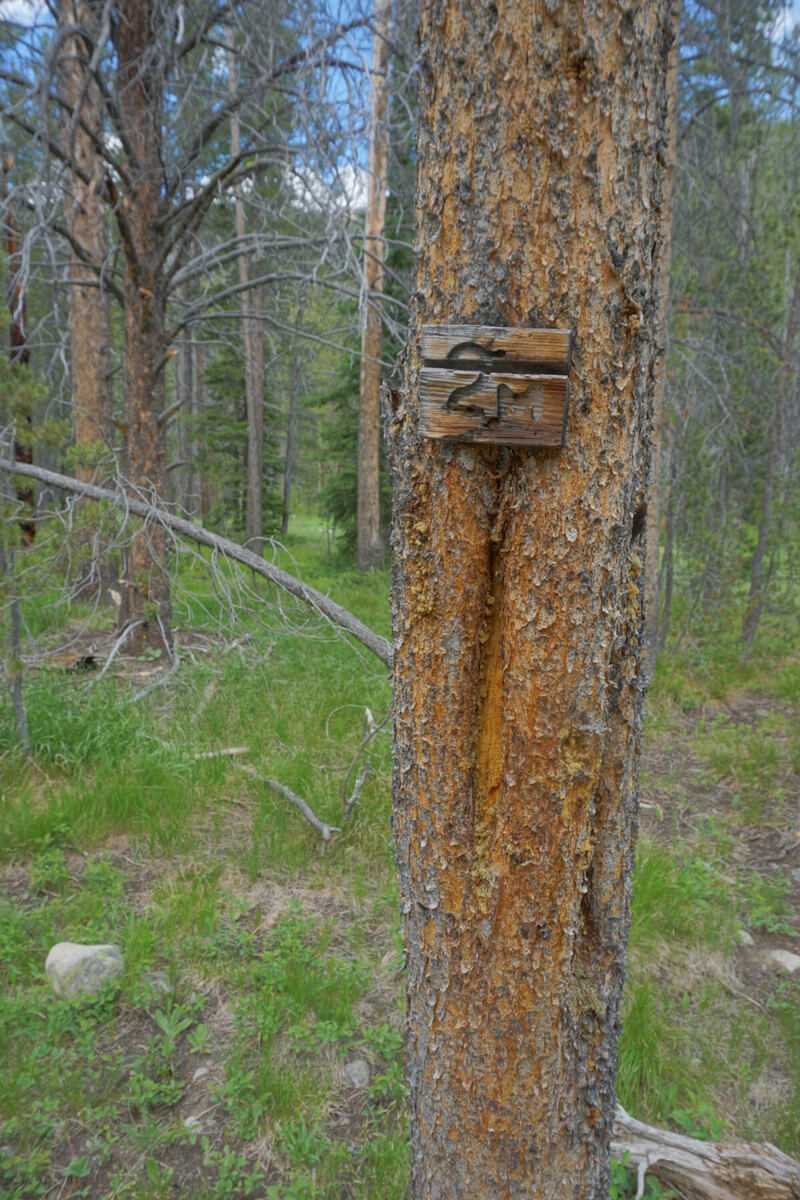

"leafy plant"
[188, 1022, 211, 1055]
[280, 1118, 328, 1167]
[609, 1152, 677, 1199]
[741, 871, 796, 935]
[200, 1139, 265, 1199]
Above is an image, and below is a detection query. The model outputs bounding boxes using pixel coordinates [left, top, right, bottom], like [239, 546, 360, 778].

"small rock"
[192, 1067, 210, 1083]
[183, 1115, 204, 1132]
[45, 943, 123, 997]
[791, 868, 800, 887]
[343, 1058, 370, 1089]
[144, 970, 172, 995]
[766, 948, 800, 974]
[0, 1145, 16, 1160]
[736, 929, 754, 947]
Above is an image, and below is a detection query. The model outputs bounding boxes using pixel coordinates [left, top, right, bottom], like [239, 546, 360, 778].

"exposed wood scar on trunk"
[472, 465, 514, 914]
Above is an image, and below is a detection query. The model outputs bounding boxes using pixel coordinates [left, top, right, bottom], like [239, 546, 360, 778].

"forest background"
[1, 1, 800, 1199]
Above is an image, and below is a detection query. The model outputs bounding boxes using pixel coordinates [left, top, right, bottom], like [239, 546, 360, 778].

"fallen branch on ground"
[94, 620, 144, 682]
[193, 746, 249, 760]
[236, 763, 341, 842]
[612, 1104, 800, 1200]
[0, 459, 392, 669]
[344, 761, 371, 820]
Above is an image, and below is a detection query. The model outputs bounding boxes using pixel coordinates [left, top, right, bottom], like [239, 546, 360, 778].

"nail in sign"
[419, 325, 573, 447]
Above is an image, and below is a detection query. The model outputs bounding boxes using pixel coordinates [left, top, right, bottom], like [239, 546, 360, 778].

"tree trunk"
[644, 0, 681, 680]
[2, 151, 36, 545]
[183, 321, 200, 516]
[389, 4, 671, 1198]
[247, 282, 264, 547]
[58, 0, 115, 595]
[59, 0, 112, 473]
[740, 253, 800, 661]
[0, 532, 31, 755]
[283, 290, 306, 538]
[195, 338, 213, 521]
[227, 23, 263, 553]
[176, 327, 193, 510]
[357, 0, 392, 572]
[113, 0, 171, 654]
[657, 453, 676, 650]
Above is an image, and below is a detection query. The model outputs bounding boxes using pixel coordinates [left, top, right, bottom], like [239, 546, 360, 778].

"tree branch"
[236, 764, 341, 842]
[0, 459, 392, 669]
[612, 1104, 800, 1200]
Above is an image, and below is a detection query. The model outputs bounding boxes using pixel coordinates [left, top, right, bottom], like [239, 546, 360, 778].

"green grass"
[0, 522, 403, 1197]
[2, 518, 799, 1196]
[629, 841, 737, 949]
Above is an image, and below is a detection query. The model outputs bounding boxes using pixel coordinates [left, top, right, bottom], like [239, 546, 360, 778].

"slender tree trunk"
[0, 532, 31, 755]
[741, 253, 800, 661]
[113, 0, 171, 654]
[58, 0, 115, 595]
[176, 330, 192, 509]
[183, 322, 199, 516]
[390, 4, 671, 1198]
[658, 455, 676, 650]
[248, 282, 264, 545]
[59, 0, 112, 472]
[283, 290, 307, 538]
[195, 338, 213, 521]
[227, 22, 263, 553]
[644, 0, 681, 679]
[2, 151, 35, 545]
[357, 0, 391, 571]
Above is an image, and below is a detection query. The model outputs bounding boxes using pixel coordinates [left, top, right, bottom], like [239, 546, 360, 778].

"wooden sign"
[419, 324, 573, 447]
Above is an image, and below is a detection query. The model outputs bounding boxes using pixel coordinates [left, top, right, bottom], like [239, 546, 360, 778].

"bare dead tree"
[1, 0, 401, 648]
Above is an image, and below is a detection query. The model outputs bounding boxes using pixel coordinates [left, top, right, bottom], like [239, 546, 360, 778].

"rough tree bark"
[644, 0, 681, 679]
[357, 0, 392, 571]
[113, 0, 172, 652]
[389, 3, 672, 1198]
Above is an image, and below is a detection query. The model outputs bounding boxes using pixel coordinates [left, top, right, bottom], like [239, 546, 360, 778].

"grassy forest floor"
[1, 516, 799, 1200]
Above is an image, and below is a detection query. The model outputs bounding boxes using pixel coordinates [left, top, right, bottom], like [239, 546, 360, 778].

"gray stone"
[183, 1116, 204, 1132]
[144, 970, 172, 995]
[343, 1058, 370, 1089]
[736, 929, 754, 947]
[192, 1067, 210, 1083]
[766, 948, 800, 973]
[45, 942, 123, 997]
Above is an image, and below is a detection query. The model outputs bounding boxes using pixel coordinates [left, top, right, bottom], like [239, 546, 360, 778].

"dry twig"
[341, 706, 390, 813]
[236, 763, 340, 842]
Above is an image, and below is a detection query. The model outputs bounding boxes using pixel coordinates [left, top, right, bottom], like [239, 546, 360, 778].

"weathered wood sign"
[419, 324, 573, 446]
